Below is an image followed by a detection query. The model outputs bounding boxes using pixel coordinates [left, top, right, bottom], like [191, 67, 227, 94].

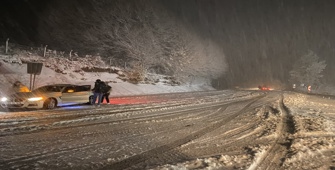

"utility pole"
[109, 58, 112, 73]
[43, 45, 48, 57]
[69, 50, 73, 60]
[5, 38, 9, 54]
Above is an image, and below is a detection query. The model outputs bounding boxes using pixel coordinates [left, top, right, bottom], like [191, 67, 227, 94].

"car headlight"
[28, 97, 43, 101]
[1, 97, 8, 102]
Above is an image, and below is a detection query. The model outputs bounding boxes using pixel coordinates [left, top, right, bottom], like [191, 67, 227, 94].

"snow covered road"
[0, 90, 334, 170]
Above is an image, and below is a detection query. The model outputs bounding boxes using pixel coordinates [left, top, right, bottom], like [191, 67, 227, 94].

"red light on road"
[104, 97, 166, 105]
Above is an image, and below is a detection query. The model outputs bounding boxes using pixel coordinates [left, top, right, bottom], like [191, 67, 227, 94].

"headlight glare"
[1, 97, 8, 102]
[28, 97, 43, 101]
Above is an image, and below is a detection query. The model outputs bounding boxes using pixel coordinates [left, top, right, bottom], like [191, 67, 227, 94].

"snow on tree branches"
[38, 0, 228, 82]
[289, 50, 326, 86]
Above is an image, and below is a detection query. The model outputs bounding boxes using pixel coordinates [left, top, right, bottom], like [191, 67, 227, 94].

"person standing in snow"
[12, 81, 30, 93]
[91, 79, 104, 107]
[102, 82, 112, 104]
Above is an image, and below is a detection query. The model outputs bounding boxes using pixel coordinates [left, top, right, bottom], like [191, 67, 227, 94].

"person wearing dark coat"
[91, 79, 104, 107]
[102, 82, 112, 104]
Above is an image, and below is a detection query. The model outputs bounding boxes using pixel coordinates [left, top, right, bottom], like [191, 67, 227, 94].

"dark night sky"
[0, 0, 49, 44]
[164, 0, 335, 86]
[1, 0, 335, 87]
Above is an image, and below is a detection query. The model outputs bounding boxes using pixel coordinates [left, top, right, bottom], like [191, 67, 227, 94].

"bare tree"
[39, 0, 228, 81]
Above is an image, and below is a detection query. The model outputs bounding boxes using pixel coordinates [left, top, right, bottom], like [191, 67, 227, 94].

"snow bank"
[0, 61, 214, 96]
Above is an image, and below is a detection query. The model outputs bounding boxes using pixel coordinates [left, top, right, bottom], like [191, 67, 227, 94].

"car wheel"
[43, 98, 56, 109]
[88, 95, 94, 105]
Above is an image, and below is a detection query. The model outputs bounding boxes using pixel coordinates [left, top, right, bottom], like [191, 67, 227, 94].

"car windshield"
[32, 85, 65, 93]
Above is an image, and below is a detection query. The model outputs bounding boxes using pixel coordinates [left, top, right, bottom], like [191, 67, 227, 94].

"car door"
[61, 85, 91, 105]
[73, 85, 91, 103]
[61, 85, 80, 105]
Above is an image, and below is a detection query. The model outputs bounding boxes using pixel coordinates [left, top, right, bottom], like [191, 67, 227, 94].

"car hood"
[9, 92, 60, 99]
[9, 92, 40, 99]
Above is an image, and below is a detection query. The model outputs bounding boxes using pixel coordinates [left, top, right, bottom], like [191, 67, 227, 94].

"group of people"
[91, 79, 112, 107]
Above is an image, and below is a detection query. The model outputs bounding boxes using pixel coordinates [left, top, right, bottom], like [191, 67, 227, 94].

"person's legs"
[102, 93, 108, 103]
[97, 93, 103, 105]
[92, 92, 98, 105]
[101, 93, 105, 103]
[106, 93, 110, 103]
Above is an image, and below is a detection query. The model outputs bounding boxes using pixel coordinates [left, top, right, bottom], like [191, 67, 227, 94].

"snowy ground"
[0, 58, 335, 170]
[151, 92, 335, 170]
[0, 90, 334, 170]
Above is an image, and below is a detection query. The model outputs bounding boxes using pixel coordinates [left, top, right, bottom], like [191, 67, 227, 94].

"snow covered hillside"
[0, 54, 214, 96]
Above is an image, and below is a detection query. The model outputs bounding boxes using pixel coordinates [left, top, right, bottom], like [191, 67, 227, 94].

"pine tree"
[289, 50, 326, 86]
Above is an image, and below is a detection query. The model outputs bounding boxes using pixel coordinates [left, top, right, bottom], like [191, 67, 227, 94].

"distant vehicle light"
[28, 97, 43, 101]
[1, 97, 8, 102]
[258, 85, 270, 91]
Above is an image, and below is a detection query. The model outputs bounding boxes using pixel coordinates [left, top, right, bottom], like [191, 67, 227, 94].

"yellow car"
[0, 84, 93, 109]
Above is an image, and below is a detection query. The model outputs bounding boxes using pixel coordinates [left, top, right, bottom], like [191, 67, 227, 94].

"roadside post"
[43, 45, 48, 57]
[5, 38, 9, 54]
[27, 63, 43, 90]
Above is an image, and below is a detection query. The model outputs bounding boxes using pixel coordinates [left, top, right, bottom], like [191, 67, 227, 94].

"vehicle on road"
[0, 84, 93, 109]
[258, 85, 271, 91]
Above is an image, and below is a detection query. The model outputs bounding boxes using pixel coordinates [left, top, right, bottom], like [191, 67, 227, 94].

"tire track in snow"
[99, 95, 265, 170]
[0, 91, 263, 169]
[0, 100, 210, 136]
[0, 93, 258, 137]
[0, 140, 111, 169]
[253, 95, 296, 170]
[0, 90, 248, 132]
[0, 95, 260, 169]
[187, 113, 274, 159]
